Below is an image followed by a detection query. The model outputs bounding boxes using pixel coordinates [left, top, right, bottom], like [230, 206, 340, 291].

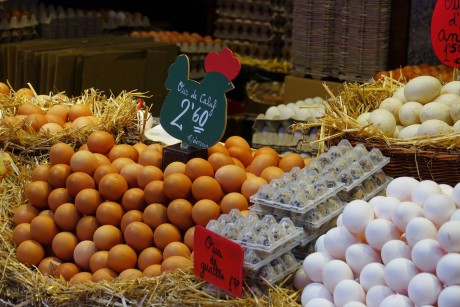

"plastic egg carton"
[244, 250, 300, 284]
[243, 239, 299, 271]
[337, 172, 392, 202]
[206, 209, 303, 253]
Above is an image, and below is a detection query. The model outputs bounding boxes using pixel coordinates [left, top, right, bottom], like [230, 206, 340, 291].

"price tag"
[431, 0, 460, 67]
[160, 48, 241, 149]
[193, 225, 244, 297]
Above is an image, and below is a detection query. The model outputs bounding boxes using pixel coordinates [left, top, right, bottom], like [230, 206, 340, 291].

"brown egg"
[191, 176, 222, 202]
[161, 255, 193, 273]
[13, 223, 32, 245]
[68, 104, 92, 121]
[143, 264, 162, 277]
[15, 88, 35, 100]
[30, 215, 59, 245]
[163, 242, 191, 260]
[227, 146, 253, 168]
[0, 82, 10, 95]
[167, 199, 194, 231]
[133, 142, 147, 154]
[31, 164, 50, 182]
[231, 157, 245, 170]
[94, 153, 111, 166]
[111, 157, 135, 173]
[260, 166, 284, 183]
[241, 177, 268, 200]
[137, 165, 163, 189]
[118, 268, 143, 280]
[143, 203, 169, 229]
[120, 163, 144, 188]
[54, 262, 80, 281]
[44, 114, 65, 127]
[48, 188, 73, 212]
[48, 164, 72, 188]
[107, 244, 137, 273]
[39, 123, 64, 135]
[17, 103, 44, 115]
[54, 203, 81, 231]
[78, 143, 89, 151]
[108, 144, 139, 162]
[163, 173, 192, 200]
[38, 256, 62, 275]
[248, 153, 279, 176]
[73, 240, 98, 271]
[71, 116, 96, 130]
[192, 199, 220, 226]
[220, 192, 249, 214]
[25, 180, 51, 209]
[214, 165, 247, 193]
[184, 226, 195, 251]
[98, 173, 128, 201]
[70, 272, 93, 285]
[93, 164, 118, 186]
[121, 188, 146, 211]
[138, 148, 162, 167]
[51, 232, 79, 261]
[96, 201, 124, 226]
[208, 152, 235, 172]
[144, 180, 169, 204]
[153, 223, 181, 250]
[74, 188, 102, 215]
[278, 153, 305, 172]
[76, 216, 100, 241]
[91, 268, 118, 282]
[46, 105, 69, 122]
[163, 161, 186, 178]
[70, 150, 98, 175]
[86, 131, 115, 154]
[49, 143, 75, 166]
[14, 204, 39, 224]
[39, 209, 55, 218]
[87, 115, 99, 125]
[207, 142, 229, 156]
[120, 210, 143, 232]
[90, 250, 109, 273]
[253, 147, 280, 163]
[224, 136, 251, 152]
[137, 247, 163, 271]
[93, 225, 124, 251]
[145, 143, 164, 153]
[1, 116, 20, 127]
[124, 221, 154, 252]
[16, 240, 45, 266]
[184, 158, 214, 181]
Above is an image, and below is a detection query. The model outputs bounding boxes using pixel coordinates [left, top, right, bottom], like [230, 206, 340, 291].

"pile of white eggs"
[262, 97, 327, 121]
[294, 176, 460, 307]
[359, 76, 460, 138]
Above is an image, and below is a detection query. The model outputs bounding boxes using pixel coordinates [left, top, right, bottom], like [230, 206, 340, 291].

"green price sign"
[160, 49, 241, 149]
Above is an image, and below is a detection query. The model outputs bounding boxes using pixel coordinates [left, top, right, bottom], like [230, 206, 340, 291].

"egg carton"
[0, 14, 38, 30]
[337, 173, 392, 202]
[243, 239, 299, 271]
[244, 251, 301, 284]
[206, 209, 303, 253]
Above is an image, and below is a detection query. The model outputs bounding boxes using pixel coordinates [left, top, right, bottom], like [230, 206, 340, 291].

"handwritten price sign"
[193, 225, 244, 297]
[431, 0, 460, 67]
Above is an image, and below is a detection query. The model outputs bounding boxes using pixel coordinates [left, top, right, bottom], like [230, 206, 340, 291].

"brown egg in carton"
[216, 0, 273, 21]
[214, 17, 273, 42]
[0, 9, 39, 42]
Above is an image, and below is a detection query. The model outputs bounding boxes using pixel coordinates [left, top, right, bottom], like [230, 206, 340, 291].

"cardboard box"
[283, 75, 343, 103]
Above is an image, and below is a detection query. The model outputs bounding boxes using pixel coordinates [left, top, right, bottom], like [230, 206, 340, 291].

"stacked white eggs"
[294, 176, 460, 307]
[358, 76, 460, 138]
[263, 97, 326, 121]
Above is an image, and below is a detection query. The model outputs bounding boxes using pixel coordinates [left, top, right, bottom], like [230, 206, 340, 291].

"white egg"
[440, 183, 454, 198]
[386, 177, 419, 201]
[438, 220, 460, 252]
[324, 226, 359, 260]
[381, 240, 411, 265]
[424, 194, 456, 227]
[398, 101, 423, 126]
[345, 243, 381, 275]
[451, 182, 460, 208]
[419, 102, 453, 125]
[302, 252, 333, 282]
[434, 93, 460, 108]
[322, 260, 354, 293]
[313, 96, 324, 104]
[368, 108, 397, 137]
[333, 279, 365, 307]
[411, 239, 446, 273]
[392, 86, 408, 103]
[342, 199, 374, 234]
[365, 219, 400, 251]
[277, 104, 287, 110]
[314, 235, 328, 254]
[279, 106, 296, 120]
[438, 285, 460, 307]
[287, 102, 296, 108]
[366, 285, 395, 307]
[404, 75, 442, 104]
[379, 97, 404, 123]
[295, 108, 311, 121]
[441, 80, 460, 95]
[342, 302, 366, 307]
[453, 119, 460, 132]
[304, 298, 335, 307]
[294, 267, 312, 290]
[301, 282, 333, 306]
[359, 262, 386, 291]
[411, 180, 442, 207]
[356, 112, 371, 126]
[336, 214, 343, 227]
[295, 100, 306, 107]
[436, 253, 460, 286]
[265, 106, 281, 120]
[304, 98, 315, 105]
[384, 258, 419, 295]
[379, 294, 414, 307]
[368, 195, 386, 208]
[372, 196, 400, 221]
[451, 209, 460, 221]
[391, 201, 424, 232]
[408, 273, 442, 306]
[417, 119, 452, 136]
[398, 124, 421, 139]
[405, 217, 438, 247]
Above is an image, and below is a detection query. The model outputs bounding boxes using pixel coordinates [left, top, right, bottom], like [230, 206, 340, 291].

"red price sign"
[193, 225, 244, 297]
[431, 0, 460, 67]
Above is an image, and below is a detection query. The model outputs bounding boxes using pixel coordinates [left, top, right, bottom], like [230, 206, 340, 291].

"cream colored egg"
[379, 97, 404, 124]
[356, 112, 371, 126]
[404, 75, 442, 104]
[451, 102, 460, 122]
[453, 120, 460, 132]
[398, 101, 423, 126]
[435, 93, 460, 108]
[398, 124, 421, 138]
[368, 108, 396, 137]
[441, 80, 460, 95]
[419, 102, 453, 125]
[392, 86, 408, 103]
[417, 119, 452, 136]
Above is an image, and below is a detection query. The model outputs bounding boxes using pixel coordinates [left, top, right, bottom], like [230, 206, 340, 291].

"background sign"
[431, 0, 460, 67]
[193, 225, 244, 297]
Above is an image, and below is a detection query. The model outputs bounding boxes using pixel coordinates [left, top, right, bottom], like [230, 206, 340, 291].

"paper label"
[431, 0, 460, 67]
